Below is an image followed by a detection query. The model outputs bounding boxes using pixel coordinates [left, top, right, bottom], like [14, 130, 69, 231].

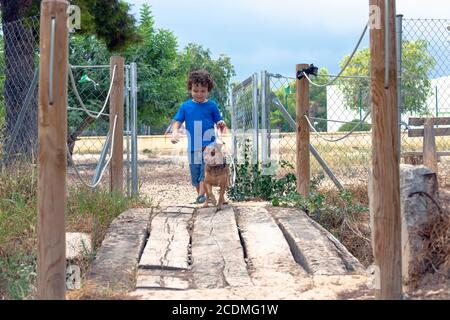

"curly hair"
[187, 70, 215, 91]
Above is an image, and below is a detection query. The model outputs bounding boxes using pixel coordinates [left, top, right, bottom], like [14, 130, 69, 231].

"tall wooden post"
[37, 0, 69, 300]
[369, 0, 403, 300]
[423, 118, 438, 174]
[109, 57, 124, 193]
[296, 64, 310, 197]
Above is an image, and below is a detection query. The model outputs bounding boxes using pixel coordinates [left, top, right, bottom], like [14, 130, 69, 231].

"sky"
[126, 0, 450, 82]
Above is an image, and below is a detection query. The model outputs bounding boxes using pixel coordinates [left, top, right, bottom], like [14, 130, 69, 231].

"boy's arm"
[171, 121, 182, 144]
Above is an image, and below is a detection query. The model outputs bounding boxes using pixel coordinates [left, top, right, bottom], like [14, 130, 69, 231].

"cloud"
[127, 0, 450, 81]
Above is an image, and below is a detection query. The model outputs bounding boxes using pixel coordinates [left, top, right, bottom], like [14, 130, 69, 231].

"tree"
[176, 43, 235, 128]
[125, 4, 185, 131]
[338, 40, 436, 115]
[0, 0, 139, 161]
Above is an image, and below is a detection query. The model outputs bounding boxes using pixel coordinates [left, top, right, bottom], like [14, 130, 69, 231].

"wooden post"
[369, 0, 403, 300]
[296, 64, 310, 197]
[109, 57, 124, 193]
[423, 118, 438, 174]
[37, 0, 69, 300]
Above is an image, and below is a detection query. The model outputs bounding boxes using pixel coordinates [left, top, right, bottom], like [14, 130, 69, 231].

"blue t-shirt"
[173, 99, 223, 152]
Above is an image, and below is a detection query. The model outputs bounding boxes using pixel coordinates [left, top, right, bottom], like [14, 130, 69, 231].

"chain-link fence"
[401, 18, 450, 186]
[232, 17, 450, 189]
[0, 16, 40, 167]
[0, 16, 138, 194]
[231, 74, 259, 165]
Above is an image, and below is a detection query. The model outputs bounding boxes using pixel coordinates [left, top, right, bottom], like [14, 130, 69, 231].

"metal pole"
[252, 73, 259, 165]
[261, 71, 268, 167]
[231, 91, 238, 163]
[125, 65, 131, 196]
[396, 14, 403, 158]
[266, 72, 271, 160]
[130, 62, 139, 196]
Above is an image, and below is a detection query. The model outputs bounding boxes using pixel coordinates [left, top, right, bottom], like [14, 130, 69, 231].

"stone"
[399, 165, 440, 285]
[66, 232, 92, 260]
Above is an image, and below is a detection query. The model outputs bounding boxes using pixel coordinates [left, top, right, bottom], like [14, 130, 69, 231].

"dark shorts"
[188, 151, 205, 187]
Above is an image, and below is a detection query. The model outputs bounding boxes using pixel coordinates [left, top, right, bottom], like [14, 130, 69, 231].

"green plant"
[338, 119, 371, 132]
[0, 165, 151, 300]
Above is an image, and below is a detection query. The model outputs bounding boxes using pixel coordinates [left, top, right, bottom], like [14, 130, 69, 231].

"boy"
[171, 70, 226, 204]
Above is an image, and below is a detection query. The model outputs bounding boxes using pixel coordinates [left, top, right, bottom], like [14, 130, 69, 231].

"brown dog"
[203, 141, 230, 211]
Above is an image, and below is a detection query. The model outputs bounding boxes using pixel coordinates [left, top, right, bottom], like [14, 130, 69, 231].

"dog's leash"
[215, 127, 237, 188]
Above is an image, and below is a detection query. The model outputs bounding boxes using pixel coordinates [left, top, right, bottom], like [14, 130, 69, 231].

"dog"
[203, 140, 230, 212]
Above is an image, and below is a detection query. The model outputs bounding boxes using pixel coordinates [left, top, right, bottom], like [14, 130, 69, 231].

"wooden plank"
[296, 64, 310, 196]
[369, 0, 402, 300]
[37, 0, 69, 300]
[408, 127, 450, 138]
[88, 209, 150, 289]
[423, 119, 438, 174]
[191, 206, 252, 289]
[235, 203, 307, 287]
[136, 269, 191, 290]
[139, 212, 192, 270]
[109, 56, 124, 193]
[409, 117, 450, 126]
[269, 207, 363, 275]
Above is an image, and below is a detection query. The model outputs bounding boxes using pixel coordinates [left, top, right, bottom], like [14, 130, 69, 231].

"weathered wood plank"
[235, 203, 307, 287]
[37, 0, 69, 300]
[409, 117, 450, 126]
[139, 212, 192, 270]
[296, 63, 310, 196]
[423, 119, 438, 174]
[109, 56, 124, 193]
[88, 209, 150, 290]
[369, 0, 402, 300]
[191, 206, 252, 289]
[408, 127, 450, 138]
[269, 207, 365, 275]
[136, 269, 191, 290]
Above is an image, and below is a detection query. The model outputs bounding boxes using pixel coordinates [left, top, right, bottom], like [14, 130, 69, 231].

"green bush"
[338, 119, 371, 132]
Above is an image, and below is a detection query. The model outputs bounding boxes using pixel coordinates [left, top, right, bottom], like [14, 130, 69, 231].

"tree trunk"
[1, 0, 38, 163]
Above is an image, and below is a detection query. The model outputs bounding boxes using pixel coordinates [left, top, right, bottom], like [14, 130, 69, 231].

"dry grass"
[66, 280, 136, 300]
[0, 164, 151, 300]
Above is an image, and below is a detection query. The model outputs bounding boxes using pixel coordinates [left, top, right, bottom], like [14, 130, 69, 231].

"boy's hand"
[217, 120, 227, 132]
[171, 132, 180, 144]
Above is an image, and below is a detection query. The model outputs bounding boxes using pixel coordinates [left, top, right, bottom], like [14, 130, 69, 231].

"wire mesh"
[232, 75, 257, 165]
[0, 16, 134, 193]
[401, 18, 450, 186]
[267, 73, 372, 188]
[0, 16, 40, 167]
[231, 18, 450, 189]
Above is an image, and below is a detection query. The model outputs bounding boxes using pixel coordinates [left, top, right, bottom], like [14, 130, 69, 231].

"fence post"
[130, 62, 139, 196]
[261, 71, 268, 168]
[37, 0, 69, 300]
[396, 14, 403, 158]
[252, 73, 259, 165]
[423, 118, 438, 174]
[110, 57, 124, 193]
[296, 64, 310, 197]
[369, 0, 403, 300]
